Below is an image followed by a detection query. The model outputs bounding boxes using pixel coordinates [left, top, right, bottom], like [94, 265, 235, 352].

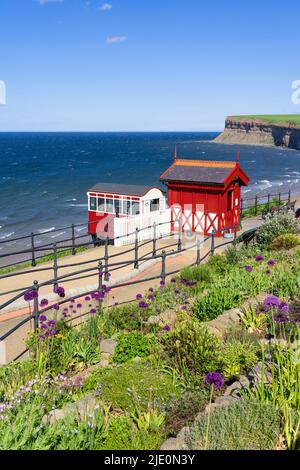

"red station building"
[160, 153, 249, 236]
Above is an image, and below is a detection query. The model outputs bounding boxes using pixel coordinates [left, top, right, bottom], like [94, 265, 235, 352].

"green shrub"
[270, 234, 300, 250]
[83, 363, 180, 412]
[113, 332, 158, 364]
[164, 387, 209, 436]
[180, 265, 212, 284]
[99, 415, 165, 450]
[257, 212, 299, 247]
[219, 338, 259, 379]
[188, 399, 280, 450]
[162, 320, 220, 375]
[105, 303, 146, 332]
[206, 254, 229, 275]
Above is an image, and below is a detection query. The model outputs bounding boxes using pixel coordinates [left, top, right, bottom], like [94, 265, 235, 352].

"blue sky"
[0, 0, 300, 131]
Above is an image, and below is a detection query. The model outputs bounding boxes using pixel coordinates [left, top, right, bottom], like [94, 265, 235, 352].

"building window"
[114, 199, 121, 216]
[90, 197, 97, 211]
[97, 197, 106, 212]
[132, 201, 140, 216]
[150, 198, 160, 212]
[123, 199, 131, 215]
[106, 198, 114, 213]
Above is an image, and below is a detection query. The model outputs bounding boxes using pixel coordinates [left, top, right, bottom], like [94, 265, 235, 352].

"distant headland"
[215, 115, 300, 150]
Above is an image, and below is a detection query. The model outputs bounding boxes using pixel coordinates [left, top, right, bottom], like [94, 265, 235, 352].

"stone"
[42, 393, 97, 425]
[160, 438, 183, 451]
[161, 309, 177, 327]
[100, 339, 117, 355]
[247, 362, 272, 384]
[99, 359, 110, 367]
[224, 376, 250, 398]
[147, 315, 160, 325]
[100, 352, 111, 361]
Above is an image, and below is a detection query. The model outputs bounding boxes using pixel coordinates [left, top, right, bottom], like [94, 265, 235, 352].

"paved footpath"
[0, 216, 260, 363]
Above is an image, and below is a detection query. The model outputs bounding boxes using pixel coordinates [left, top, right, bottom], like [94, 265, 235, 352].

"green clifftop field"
[228, 115, 300, 128]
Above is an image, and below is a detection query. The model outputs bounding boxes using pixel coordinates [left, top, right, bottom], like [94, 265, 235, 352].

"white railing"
[113, 209, 172, 247]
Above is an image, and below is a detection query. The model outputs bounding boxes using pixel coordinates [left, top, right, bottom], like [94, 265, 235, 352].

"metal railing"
[0, 224, 240, 362]
[241, 189, 292, 216]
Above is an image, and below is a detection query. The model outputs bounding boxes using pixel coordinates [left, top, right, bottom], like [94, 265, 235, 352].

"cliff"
[215, 115, 300, 150]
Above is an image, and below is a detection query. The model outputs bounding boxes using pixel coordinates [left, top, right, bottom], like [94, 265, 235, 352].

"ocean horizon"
[1, 131, 300, 252]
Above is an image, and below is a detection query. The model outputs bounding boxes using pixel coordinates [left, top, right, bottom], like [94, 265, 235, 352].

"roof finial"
[174, 144, 177, 162]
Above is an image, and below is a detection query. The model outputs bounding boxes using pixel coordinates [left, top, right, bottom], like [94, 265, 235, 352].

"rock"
[147, 315, 160, 325]
[100, 339, 117, 355]
[99, 359, 110, 367]
[247, 361, 272, 384]
[160, 438, 183, 451]
[42, 393, 97, 425]
[100, 352, 111, 361]
[224, 376, 250, 398]
[160, 310, 177, 327]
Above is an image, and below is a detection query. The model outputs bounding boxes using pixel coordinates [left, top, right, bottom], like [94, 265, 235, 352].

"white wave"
[38, 227, 55, 234]
[0, 232, 15, 240]
[69, 204, 88, 207]
[76, 227, 86, 232]
[292, 171, 300, 175]
[50, 232, 66, 239]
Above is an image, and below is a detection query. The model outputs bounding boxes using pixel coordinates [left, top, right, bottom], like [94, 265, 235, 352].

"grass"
[228, 115, 300, 128]
[0, 245, 88, 275]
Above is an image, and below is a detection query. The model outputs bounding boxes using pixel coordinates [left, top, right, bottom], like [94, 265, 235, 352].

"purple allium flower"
[148, 294, 154, 301]
[85, 296, 91, 301]
[40, 299, 49, 307]
[136, 294, 143, 300]
[186, 281, 197, 287]
[77, 303, 82, 309]
[53, 303, 60, 311]
[255, 255, 264, 262]
[47, 320, 56, 327]
[162, 324, 171, 332]
[267, 260, 275, 266]
[175, 288, 180, 294]
[129, 313, 135, 318]
[160, 280, 166, 288]
[266, 269, 272, 275]
[39, 335, 45, 341]
[24, 291, 34, 302]
[138, 301, 148, 309]
[39, 315, 47, 323]
[99, 272, 103, 278]
[171, 278, 177, 283]
[73, 310, 77, 314]
[275, 316, 289, 323]
[245, 265, 253, 273]
[40, 324, 48, 330]
[204, 372, 225, 389]
[90, 309, 97, 315]
[55, 286, 65, 298]
[106, 273, 111, 279]
[149, 288, 154, 293]
[279, 302, 290, 314]
[264, 295, 281, 309]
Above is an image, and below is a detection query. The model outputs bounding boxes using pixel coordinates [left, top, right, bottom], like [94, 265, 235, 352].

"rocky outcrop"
[215, 117, 300, 150]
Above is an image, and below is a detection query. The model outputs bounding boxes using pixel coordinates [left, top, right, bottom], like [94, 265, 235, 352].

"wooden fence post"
[134, 228, 139, 269]
[98, 261, 103, 292]
[267, 193, 270, 211]
[288, 189, 291, 203]
[31, 233, 36, 267]
[53, 243, 58, 293]
[71, 224, 76, 256]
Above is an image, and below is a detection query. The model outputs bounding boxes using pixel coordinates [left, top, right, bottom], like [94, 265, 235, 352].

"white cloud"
[37, 0, 64, 5]
[106, 35, 127, 44]
[98, 3, 112, 11]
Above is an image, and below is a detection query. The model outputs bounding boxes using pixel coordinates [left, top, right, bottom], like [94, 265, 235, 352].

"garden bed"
[0, 212, 299, 450]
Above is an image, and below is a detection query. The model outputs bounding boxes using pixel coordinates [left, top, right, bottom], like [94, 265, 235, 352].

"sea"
[0, 132, 300, 262]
